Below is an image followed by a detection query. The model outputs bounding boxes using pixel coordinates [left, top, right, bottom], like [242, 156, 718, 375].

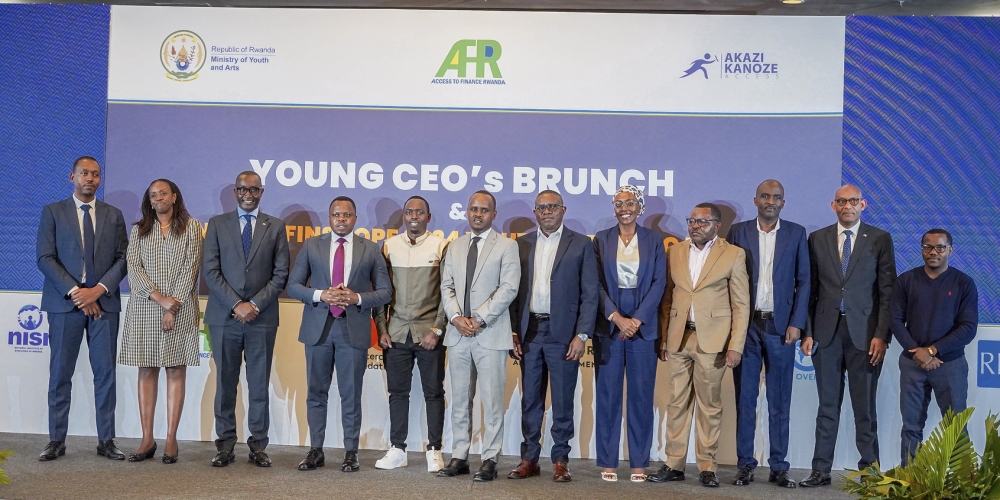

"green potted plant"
[0, 450, 11, 485]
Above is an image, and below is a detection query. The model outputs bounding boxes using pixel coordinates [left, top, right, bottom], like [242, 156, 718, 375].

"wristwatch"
[577, 333, 589, 342]
[928, 345, 938, 357]
[431, 328, 443, 337]
[476, 316, 487, 328]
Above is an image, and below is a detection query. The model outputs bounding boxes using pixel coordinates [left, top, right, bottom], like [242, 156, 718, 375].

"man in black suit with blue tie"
[508, 190, 599, 482]
[36, 156, 128, 461]
[726, 180, 810, 488]
[203, 171, 289, 468]
[287, 196, 392, 472]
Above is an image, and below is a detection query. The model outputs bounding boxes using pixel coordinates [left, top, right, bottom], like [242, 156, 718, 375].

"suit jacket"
[726, 219, 810, 335]
[660, 237, 750, 354]
[806, 222, 896, 351]
[510, 228, 599, 344]
[287, 232, 392, 349]
[202, 210, 289, 327]
[593, 225, 667, 341]
[36, 198, 128, 313]
[440, 229, 520, 351]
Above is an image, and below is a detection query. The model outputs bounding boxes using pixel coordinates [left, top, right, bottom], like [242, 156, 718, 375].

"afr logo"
[978, 340, 1000, 388]
[436, 40, 502, 79]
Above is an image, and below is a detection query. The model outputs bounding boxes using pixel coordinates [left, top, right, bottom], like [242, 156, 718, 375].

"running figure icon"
[681, 53, 718, 79]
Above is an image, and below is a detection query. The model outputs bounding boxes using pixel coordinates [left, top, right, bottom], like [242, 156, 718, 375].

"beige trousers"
[664, 328, 727, 472]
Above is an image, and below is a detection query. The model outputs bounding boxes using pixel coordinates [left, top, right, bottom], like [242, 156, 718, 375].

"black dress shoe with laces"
[341, 451, 360, 472]
[769, 470, 797, 488]
[97, 440, 125, 460]
[799, 470, 832, 487]
[298, 448, 325, 471]
[473, 459, 498, 482]
[39, 441, 66, 461]
[700, 471, 720, 487]
[249, 449, 272, 467]
[438, 458, 470, 477]
[211, 450, 235, 467]
[733, 465, 754, 486]
[646, 464, 685, 483]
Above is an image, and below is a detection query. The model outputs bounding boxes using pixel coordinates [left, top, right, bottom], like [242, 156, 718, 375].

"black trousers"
[384, 332, 446, 450]
[210, 323, 277, 452]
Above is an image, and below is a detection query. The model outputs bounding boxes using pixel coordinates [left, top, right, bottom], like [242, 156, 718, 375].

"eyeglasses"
[235, 187, 262, 196]
[921, 244, 950, 253]
[686, 218, 719, 227]
[834, 197, 862, 207]
[533, 203, 563, 213]
[613, 200, 639, 209]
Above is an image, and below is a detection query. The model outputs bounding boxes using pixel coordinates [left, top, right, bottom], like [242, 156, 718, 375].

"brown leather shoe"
[506, 459, 540, 479]
[553, 462, 572, 482]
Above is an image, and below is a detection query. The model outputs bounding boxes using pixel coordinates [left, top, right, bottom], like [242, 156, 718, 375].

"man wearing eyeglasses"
[799, 184, 896, 487]
[203, 170, 289, 467]
[507, 190, 599, 482]
[890, 229, 978, 465]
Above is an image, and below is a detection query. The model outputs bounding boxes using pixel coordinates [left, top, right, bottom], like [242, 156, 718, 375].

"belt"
[753, 310, 774, 320]
[531, 313, 550, 321]
[684, 321, 696, 331]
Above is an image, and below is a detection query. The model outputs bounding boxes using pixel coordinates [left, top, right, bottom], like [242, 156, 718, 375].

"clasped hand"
[910, 347, 943, 371]
[71, 287, 105, 318]
[451, 316, 480, 337]
[320, 284, 358, 308]
[611, 313, 641, 340]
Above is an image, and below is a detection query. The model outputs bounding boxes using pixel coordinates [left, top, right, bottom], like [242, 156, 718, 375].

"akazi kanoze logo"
[680, 51, 779, 80]
[431, 40, 505, 86]
[9, 304, 49, 352]
[161, 30, 207, 81]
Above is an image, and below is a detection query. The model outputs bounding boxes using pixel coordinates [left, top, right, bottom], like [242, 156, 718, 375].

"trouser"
[519, 316, 579, 463]
[899, 353, 968, 465]
[448, 335, 507, 462]
[384, 331, 446, 450]
[664, 328, 727, 473]
[209, 322, 277, 452]
[305, 316, 368, 451]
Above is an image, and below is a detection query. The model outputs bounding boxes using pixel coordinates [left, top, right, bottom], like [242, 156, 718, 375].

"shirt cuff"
[99, 283, 110, 295]
[68, 285, 79, 297]
[356, 294, 362, 306]
[312, 290, 323, 304]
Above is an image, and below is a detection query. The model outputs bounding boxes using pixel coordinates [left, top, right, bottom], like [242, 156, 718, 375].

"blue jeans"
[898, 353, 968, 466]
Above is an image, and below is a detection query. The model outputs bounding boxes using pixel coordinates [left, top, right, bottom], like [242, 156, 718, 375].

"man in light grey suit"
[437, 190, 520, 482]
[287, 196, 392, 473]
[203, 171, 289, 468]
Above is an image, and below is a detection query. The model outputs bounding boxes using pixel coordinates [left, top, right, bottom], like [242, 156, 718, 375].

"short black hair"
[72, 156, 100, 172]
[695, 202, 722, 222]
[923, 228, 953, 246]
[404, 195, 431, 214]
[470, 190, 497, 210]
[537, 189, 564, 204]
[330, 196, 357, 212]
[236, 170, 261, 184]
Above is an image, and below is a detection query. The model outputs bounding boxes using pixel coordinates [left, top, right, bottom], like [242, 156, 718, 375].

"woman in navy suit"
[592, 185, 667, 482]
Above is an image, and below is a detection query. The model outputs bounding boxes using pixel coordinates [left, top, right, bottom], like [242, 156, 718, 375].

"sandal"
[601, 471, 618, 482]
[631, 473, 648, 482]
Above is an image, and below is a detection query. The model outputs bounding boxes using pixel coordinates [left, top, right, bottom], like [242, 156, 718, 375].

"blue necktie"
[242, 214, 253, 261]
[839, 229, 852, 312]
[81, 205, 96, 287]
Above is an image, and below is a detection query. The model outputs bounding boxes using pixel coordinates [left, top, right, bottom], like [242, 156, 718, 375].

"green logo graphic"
[435, 40, 503, 79]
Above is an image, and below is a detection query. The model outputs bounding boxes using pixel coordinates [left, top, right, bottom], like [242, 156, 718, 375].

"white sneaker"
[426, 449, 444, 473]
[375, 447, 408, 469]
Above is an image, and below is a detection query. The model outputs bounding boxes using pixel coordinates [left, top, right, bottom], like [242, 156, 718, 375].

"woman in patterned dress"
[119, 179, 203, 463]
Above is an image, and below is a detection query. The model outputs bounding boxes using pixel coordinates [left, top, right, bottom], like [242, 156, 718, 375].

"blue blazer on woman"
[593, 225, 667, 341]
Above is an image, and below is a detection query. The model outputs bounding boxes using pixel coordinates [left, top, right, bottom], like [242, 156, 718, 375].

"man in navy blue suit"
[508, 190, 599, 482]
[726, 179, 810, 488]
[36, 156, 129, 461]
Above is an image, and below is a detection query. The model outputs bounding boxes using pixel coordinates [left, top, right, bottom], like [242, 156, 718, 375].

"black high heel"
[128, 443, 157, 462]
[161, 453, 178, 464]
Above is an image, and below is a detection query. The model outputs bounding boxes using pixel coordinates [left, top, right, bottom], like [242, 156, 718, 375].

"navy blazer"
[510, 227, 599, 343]
[593, 225, 667, 341]
[36, 198, 128, 313]
[726, 219, 810, 335]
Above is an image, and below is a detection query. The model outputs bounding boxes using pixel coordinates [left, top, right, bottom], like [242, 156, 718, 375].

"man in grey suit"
[287, 196, 392, 473]
[799, 184, 896, 487]
[36, 156, 128, 461]
[437, 190, 520, 482]
[203, 171, 289, 468]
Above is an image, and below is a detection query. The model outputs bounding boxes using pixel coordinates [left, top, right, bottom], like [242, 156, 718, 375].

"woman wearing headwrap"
[591, 185, 667, 482]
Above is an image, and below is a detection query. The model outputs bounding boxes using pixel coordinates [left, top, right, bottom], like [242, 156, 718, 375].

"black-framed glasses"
[235, 187, 262, 196]
[834, 197, 862, 207]
[686, 218, 719, 227]
[533, 203, 563, 213]
[613, 200, 638, 209]
[921, 244, 950, 253]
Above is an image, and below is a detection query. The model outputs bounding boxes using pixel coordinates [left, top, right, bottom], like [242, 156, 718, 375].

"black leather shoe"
[249, 450, 272, 468]
[341, 451, 360, 472]
[733, 465, 754, 486]
[39, 441, 66, 461]
[128, 443, 157, 462]
[162, 453, 178, 464]
[799, 470, 832, 487]
[700, 471, 720, 487]
[97, 440, 125, 460]
[473, 459, 498, 482]
[646, 464, 685, 483]
[769, 470, 797, 488]
[298, 448, 325, 471]
[211, 450, 235, 467]
[438, 458, 470, 477]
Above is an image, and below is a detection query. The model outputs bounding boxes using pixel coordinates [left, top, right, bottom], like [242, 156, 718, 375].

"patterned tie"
[81, 205, 96, 287]
[464, 236, 481, 318]
[241, 214, 253, 261]
[330, 237, 347, 317]
[840, 229, 852, 312]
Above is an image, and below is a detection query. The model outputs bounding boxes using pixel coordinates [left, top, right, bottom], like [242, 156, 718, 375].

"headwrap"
[614, 185, 645, 215]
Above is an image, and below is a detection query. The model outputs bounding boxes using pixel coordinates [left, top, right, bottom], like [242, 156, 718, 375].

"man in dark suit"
[508, 190, 599, 482]
[36, 156, 128, 461]
[287, 196, 392, 472]
[726, 180, 810, 488]
[800, 184, 896, 487]
[202, 171, 289, 468]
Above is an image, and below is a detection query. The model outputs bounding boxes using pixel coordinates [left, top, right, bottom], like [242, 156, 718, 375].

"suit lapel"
[93, 200, 108, 249]
[551, 229, 572, 275]
[453, 234, 470, 302]
[606, 228, 621, 289]
[64, 199, 84, 254]
[826, 225, 842, 278]
[246, 213, 269, 263]
[471, 230, 498, 285]
[228, 211, 244, 256]
[675, 241, 693, 291]
[772, 221, 788, 271]
[319, 233, 333, 288]
[526, 232, 537, 292]
[745, 223, 760, 278]
[348, 235, 365, 286]
[694, 239, 724, 290]
[845, 222, 870, 280]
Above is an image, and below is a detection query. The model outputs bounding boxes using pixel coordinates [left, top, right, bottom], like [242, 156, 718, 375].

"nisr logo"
[978, 340, 1000, 388]
[9, 304, 49, 351]
[431, 40, 506, 86]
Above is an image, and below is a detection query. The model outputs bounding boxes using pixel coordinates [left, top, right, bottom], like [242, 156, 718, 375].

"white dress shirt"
[237, 206, 259, 237]
[312, 231, 356, 304]
[755, 218, 780, 312]
[69, 195, 109, 295]
[837, 220, 861, 260]
[687, 235, 718, 322]
[530, 225, 563, 314]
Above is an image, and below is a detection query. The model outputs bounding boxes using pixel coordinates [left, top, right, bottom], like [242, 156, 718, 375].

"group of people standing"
[35, 156, 978, 491]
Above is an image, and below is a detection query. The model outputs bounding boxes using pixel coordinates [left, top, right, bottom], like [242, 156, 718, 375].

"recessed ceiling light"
[782, 0, 804, 4]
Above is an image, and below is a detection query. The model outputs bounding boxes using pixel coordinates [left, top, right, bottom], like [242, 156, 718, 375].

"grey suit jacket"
[202, 211, 289, 327]
[36, 198, 128, 313]
[287, 232, 392, 350]
[440, 229, 520, 351]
